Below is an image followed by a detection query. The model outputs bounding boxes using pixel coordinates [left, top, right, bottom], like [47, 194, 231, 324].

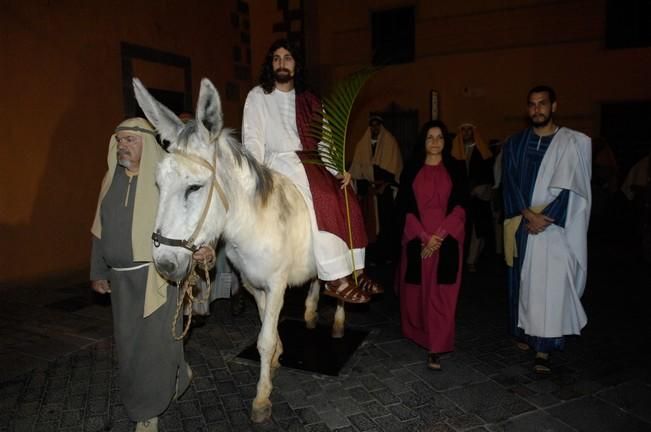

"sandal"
[533, 356, 551, 374]
[357, 273, 384, 295]
[427, 353, 442, 371]
[323, 277, 370, 304]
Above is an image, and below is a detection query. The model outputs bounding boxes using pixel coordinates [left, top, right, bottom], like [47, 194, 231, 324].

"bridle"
[151, 142, 229, 253]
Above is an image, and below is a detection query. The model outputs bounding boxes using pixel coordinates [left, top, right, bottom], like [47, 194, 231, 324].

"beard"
[274, 68, 293, 84]
[117, 150, 132, 169]
[530, 112, 552, 127]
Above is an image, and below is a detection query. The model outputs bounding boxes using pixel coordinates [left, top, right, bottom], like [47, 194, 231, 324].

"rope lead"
[171, 245, 215, 340]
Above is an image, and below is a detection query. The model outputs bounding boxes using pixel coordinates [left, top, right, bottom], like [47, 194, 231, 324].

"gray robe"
[90, 168, 190, 421]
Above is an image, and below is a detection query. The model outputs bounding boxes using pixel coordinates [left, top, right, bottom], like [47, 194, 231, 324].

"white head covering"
[452, 122, 492, 161]
[90, 118, 168, 316]
[91, 117, 164, 257]
[350, 124, 403, 183]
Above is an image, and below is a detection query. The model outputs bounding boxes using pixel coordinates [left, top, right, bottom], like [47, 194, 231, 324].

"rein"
[151, 147, 229, 253]
[151, 139, 230, 340]
[171, 245, 215, 340]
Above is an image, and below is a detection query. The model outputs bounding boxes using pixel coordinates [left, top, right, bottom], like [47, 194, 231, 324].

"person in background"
[451, 123, 493, 272]
[621, 146, 651, 263]
[350, 114, 403, 264]
[590, 137, 619, 236]
[490, 139, 505, 258]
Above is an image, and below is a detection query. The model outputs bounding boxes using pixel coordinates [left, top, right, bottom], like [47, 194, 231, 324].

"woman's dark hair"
[259, 38, 306, 94]
[398, 119, 468, 216]
[411, 120, 452, 167]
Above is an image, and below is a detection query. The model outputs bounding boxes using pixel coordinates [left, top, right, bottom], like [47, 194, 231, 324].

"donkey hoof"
[251, 400, 272, 423]
[331, 327, 345, 339]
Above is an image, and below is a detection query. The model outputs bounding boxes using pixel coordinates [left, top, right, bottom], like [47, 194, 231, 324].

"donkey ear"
[132, 78, 183, 148]
[196, 78, 224, 141]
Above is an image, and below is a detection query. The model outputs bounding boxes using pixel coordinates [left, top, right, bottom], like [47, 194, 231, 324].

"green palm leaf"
[308, 68, 376, 173]
[305, 68, 376, 284]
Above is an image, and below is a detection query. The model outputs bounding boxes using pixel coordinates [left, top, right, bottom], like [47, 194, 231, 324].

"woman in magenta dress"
[396, 120, 468, 370]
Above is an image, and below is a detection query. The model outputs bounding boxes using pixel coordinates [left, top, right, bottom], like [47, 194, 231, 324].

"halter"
[152, 143, 229, 253]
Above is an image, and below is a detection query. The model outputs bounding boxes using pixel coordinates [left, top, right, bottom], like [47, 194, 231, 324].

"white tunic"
[242, 86, 364, 280]
[519, 127, 591, 337]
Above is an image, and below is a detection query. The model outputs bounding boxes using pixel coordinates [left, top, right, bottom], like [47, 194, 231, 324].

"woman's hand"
[421, 234, 443, 259]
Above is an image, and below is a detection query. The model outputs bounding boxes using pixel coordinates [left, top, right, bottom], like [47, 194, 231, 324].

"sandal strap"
[533, 357, 551, 373]
[427, 353, 441, 370]
[324, 280, 369, 303]
[358, 274, 383, 294]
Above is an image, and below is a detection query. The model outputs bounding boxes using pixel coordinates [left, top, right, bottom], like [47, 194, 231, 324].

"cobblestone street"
[1, 237, 650, 432]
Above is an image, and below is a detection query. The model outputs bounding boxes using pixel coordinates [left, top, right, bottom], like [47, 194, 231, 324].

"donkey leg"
[253, 289, 283, 374]
[256, 288, 281, 372]
[271, 330, 283, 373]
[242, 281, 283, 407]
[251, 288, 285, 423]
[332, 300, 346, 338]
[243, 280, 266, 321]
[247, 281, 282, 375]
[304, 279, 320, 329]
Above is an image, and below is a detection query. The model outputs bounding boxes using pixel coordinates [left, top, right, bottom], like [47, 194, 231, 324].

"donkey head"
[133, 78, 227, 281]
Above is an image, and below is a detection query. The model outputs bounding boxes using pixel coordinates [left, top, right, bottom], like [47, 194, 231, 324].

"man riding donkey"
[242, 38, 383, 303]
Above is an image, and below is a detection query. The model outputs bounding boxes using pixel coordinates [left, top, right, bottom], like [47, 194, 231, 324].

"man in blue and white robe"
[502, 85, 591, 373]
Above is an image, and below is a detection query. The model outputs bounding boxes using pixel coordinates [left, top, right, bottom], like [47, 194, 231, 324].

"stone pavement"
[1, 237, 650, 432]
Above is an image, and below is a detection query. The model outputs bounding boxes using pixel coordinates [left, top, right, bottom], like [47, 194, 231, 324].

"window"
[120, 43, 192, 117]
[605, 0, 651, 49]
[371, 7, 415, 65]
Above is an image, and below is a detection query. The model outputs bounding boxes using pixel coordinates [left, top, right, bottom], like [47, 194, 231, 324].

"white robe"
[241, 86, 364, 280]
[519, 127, 592, 338]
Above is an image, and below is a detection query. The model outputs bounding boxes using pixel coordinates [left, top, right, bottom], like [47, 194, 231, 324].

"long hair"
[397, 120, 468, 218]
[412, 120, 453, 167]
[259, 39, 306, 94]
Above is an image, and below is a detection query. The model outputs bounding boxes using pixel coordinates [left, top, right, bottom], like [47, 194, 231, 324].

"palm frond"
[308, 68, 376, 174]
[304, 68, 376, 278]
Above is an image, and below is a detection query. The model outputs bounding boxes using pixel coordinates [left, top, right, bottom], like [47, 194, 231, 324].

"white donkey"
[133, 78, 348, 422]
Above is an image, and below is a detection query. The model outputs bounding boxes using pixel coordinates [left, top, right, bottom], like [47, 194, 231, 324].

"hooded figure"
[621, 152, 651, 262]
[451, 122, 494, 271]
[90, 118, 191, 430]
[350, 116, 403, 257]
[350, 116, 403, 185]
[91, 117, 169, 315]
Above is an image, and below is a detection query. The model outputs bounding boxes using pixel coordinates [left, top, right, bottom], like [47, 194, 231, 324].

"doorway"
[371, 104, 419, 164]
